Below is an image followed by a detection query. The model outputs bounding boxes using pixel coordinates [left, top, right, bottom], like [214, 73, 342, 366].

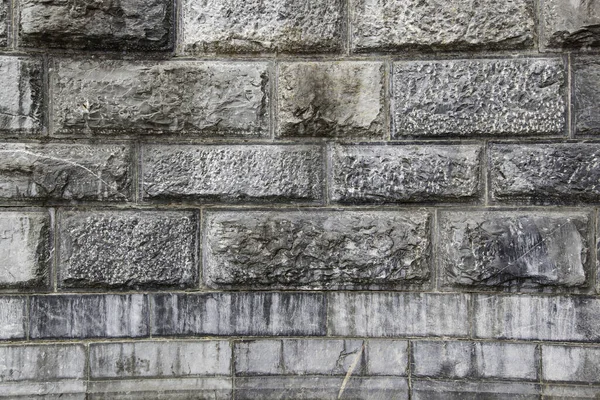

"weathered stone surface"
[330, 144, 481, 203]
[142, 145, 323, 203]
[0, 143, 132, 202]
[0, 344, 85, 382]
[412, 341, 538, 380]
[19, 0, 172, 50]
[392, 58, 566, 137]
[412, 380, 540, 400]
[58, 211, 198, 289]
[0, 0, 7, 46]
[328, 293, 469, 337]
[51, 60, 269, 137]
[277, 62, 384, 138]
[87, 378, 232, 400]
[181, 0, 344, 54]
[151, 293, 326, 337]
[351, 0, 534, 52]
[541, 0, 600, 49]
[29, 294, 148, 339]
[0, 56, 42, 135]
[543, 385, 600, 399]
[203, 211, 431, 290]
[439, 211, 590, 289]
[574, 58, 600, 135]
[0, 381, 86, 399]
[543, 345, 600, 383]
[0, 297, 26, 340]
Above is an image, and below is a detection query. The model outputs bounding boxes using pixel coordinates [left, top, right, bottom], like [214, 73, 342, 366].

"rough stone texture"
[181, 0, 344, 54]
[142, 145, 323, 203]
[573, 58, 600, 135]
[392, 58, 566, 137]
[543, 345, 600, 383]
[0, 297, 26, 340]
[203, 211, 431, 290]
[0, 143, 132, 202]
[0, 344, 85, 382]
[151, 293, 326, 337]
[51, 60, 269, 137]
[0, 0, 6, 46]
[541, 0, 600, 49]
[411, 380, 541, 400]
[543, 385, 600, 399]
[0, 56, 42, 135]
[438, 211, 590, 290]
[29, 294, 148, 339]
[328, 293, 469, 337]
[19, 0, 172, 50]
[87, 378, 232, 400]
[351, 0, 534, 52]
[330, 144, 481, 204]
[277, 62, 384, 138]
[58, 211, 198, 289]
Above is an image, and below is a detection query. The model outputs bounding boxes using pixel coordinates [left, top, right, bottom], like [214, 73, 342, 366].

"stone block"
[411, 380, 540, 400]
[87, 378, 232, 400]
[0, 297, 26, 340]
[0, 344, 85, 382]
[541, 0, 600, 49]
[0, 0, 7, 46]
[0, 381, 86, 399]
[573, 58, 600, 135]
[543, 385, 600, 399]
[543, 345, 600, 383]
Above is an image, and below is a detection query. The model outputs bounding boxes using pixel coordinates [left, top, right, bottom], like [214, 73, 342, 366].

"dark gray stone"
[277, 62, 384, 138]
[0, 344, 85, 382]
[543, 385, 600, 399]
[574, 58, 600, 135]
[181, 0, 344, 54]
[51, 60, 269, 137]
[151, 293, 326, 337]
[392, 58, 566, 137]
[0, 0, 7, 46]
[203, 210, 431, 290]
[19, 0, 172, 50]
[87, 378, 232, 400]
[58, 211, 198, 289]
[412, 380, 541, 400]
[330, 144, 481, 204]
[0, 297, 26, 340]
[543, 345, 600, 383]
[541, 0, 600, 49]
[142, 145, 323, 203]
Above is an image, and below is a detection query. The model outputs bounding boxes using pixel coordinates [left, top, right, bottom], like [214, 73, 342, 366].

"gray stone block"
[411, 380, 540, 400]
[328, 293, 469, 337]
[0, 0, 6, 46]
[543, 385, 600, 399]
[277, 62, 384, 138]
[541, 0, 600, 49]
[51, 60, 269, 137]
[151, 293, 326, 337]
[58, 211, 198, 289]
[0, 380, 86, 399]
[351, 0, 534, 52]
[439, 211, 591, 290]
[19, 0, 172, 50]
[203, 210, 431, 290]
[0, 344, 85, 382]
[29, 294, 148, 339]
[330, 144, 481, 204]
[142, 145, 323, 203]
[181, 0, 344, 54]
[0, 297, 26, 340]
[543, 345, 600, 383]
[392, 58, 565, 137]
[87, 378, 232, 400]
[574, 58, 600, 135]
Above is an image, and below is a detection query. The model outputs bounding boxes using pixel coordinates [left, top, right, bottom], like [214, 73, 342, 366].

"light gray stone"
[0, 0, 6, 46]
[543, 385, 600, 399]
[543, 345, 600, 383]
[330, 144, 481, 203]
[203, 211, 431, 290]
[51, 60, 269, 137]
[0, 297, 26, 340]
[574, 58, 600, 135]
[392, 58, 565, 137]
[412, 380, 540, 400]
[181, 0, 344, 54]
[142, 145, 323, 203]
[541, 0, 600, 49]
[277, 62, 384, 138]
[0, 344, 85, 382]
[87, 378, 232, 400]
[0, 380, 86, 399]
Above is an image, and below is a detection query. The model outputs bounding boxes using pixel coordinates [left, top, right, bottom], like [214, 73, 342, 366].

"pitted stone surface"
[277, 62, 384, 138]
[142, 145, 323, 203]
[439, 211, 590, 290]
[51, 60, 269, 137]
[541, 0, 600, 49]
[392, 58, 565, 137]
[330, 144, 481, 203]
[181, 0, 344, 54]
[0, 297, 26, 340]
[543, 345, 600, 383]
[0, 344, 85, 382]
[19, 0, 172, 50]
[204, 211, 431, 290]
[351, 0, 534, 52]
[58, 211, 198, 289]
[574, 58, 600, 135]
[0, 0, 6, 46]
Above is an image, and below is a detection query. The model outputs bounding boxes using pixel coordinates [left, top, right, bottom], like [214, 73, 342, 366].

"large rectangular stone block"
[0, 344, 85, 382]
[58, 211, 198, 289]
[411, 380, 540, 400]
[330, 144, 481, 203]
[0, 297, 26, 340]
[203, 210, 431, 290]
[392, 58, 566, 137]
[543, 345, 600, 383]
[142, 145, 323, 203]
[543, 385, 600, 399]
[50, 60, 269, 137]
[573, 58, 600, 135]
[87, 378, 232, 400]
[0, 381, 86, 399]
[541, 0, 600, 50]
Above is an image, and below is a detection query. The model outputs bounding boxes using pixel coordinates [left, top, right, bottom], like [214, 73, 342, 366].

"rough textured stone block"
[51, 60, 269, 137]
[330, 144, 481, 203]
[277, 62, 384, 138]
[543, 345, 600, 383]
[0, 56, 42, 135]
[0, 0, 6, 46]
[0, 297, 26, 340]
[152, 293, 326, 337]
[412, 380, 540, 400]
[29, 294, 148, 339]
[0, 344, 85, 382]
[439, 211, 591, 290]
[328, 293, 469, 337]
[574, 58, 600, 135]
[541, 0, 600, 49]
[0, 143, 132, 202]
[392, 58, 565, 137]
[142, 145, 323, 203]
[181, 0, 344, 54]
[543, 385, 600, 399]
[19, 0, 172, 50]
[88, 378, 232, 400]
[351, 0, 534, 52]
[0, 381, 86, 399]
[204, 211, 431, 290]
[58, 211, 198, 289]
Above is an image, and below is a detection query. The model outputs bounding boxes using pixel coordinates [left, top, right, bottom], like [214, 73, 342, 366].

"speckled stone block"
[203, 210, 431, 290]
[543, 345, 600, 383]
[0, 297, 26, 340]
[541, 0, 600, 50]
[392, 58, 566, 137]
[0, 344, 85, 382]
[574, 58, 600, 135]
[50, 60, 269, 137]
[412, 380, 540, 400]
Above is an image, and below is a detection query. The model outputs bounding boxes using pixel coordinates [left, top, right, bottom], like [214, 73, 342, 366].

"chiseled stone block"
[0, 297, 27, 340]
[543, 345, 600, 383]
[541, 0, 600, 49]
[573, 58, 600, 135]
[0, 344, 85, 382]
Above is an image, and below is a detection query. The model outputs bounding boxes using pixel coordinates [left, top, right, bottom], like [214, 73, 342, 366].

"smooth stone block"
[411, 380, 540, 400]
[543, 385, 600, 399]
[0, 380, 86, 399]
[543, 345, 600, 383]
[0, 297, 26, 340]
[0, 344, 85, 382]
[87, 378, 232, 400]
